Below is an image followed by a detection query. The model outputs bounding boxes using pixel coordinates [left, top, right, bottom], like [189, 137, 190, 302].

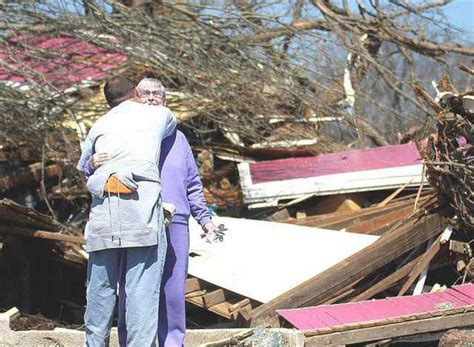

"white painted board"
[188, 216, 379, 303]
[238, 164, 425, 207]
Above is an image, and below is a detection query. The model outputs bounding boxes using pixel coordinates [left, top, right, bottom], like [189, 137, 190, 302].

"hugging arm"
[185, 141, 225, 242]
[76, 132, 95, 175]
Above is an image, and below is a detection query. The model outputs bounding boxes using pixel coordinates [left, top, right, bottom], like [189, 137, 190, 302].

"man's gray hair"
[136, 78, 166, 97]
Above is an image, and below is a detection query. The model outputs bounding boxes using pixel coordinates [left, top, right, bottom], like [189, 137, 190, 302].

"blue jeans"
[84, 243, 166, 347]
[118, 223, 189, 347]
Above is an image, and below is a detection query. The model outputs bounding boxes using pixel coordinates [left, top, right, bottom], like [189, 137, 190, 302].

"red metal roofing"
[0, 35, 127, 90]
[249, 143, 423, 184]
[277, 284, 474, 330]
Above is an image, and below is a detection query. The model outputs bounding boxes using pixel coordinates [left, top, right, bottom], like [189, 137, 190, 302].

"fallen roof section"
[238, 143, 426, 207]
[278, 283, 474, 330]
[0, 35, 127, 91]
[277, 284, 474, 346]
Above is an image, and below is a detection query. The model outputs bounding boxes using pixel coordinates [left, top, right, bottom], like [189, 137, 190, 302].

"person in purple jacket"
[88, 78, 222, 346]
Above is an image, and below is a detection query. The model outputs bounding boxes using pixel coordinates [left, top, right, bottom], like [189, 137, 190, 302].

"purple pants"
[118, 223, 189, 347]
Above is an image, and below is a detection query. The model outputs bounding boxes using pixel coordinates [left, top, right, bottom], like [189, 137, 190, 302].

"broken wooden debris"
[0, 199, 62, 231]
[349, 253, 424, 302]
[288, 194, 431, 231]
[249, 208, 446, 327]
[419, 76, 473, 232]
[0, 143, 39, 162]
[184, 276, 255, 321]
[0, 163, 61, 192]
[398, 233, 444, 296]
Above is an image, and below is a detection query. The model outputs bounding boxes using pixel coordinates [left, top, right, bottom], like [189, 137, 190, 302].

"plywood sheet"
[188, 217, 378, 303]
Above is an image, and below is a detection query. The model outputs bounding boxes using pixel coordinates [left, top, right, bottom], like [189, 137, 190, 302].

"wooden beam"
[291, 199, 414, 227]
[228, 298, 251, 313]
[301, 196, 430, 231]
[347, 205, 413, 235]
[322, 277, 364, 305]
[185, 290, 206, 299]
[398, 233, 443, 296]
[0, 198, 62, 231]
[250, 212, 445, 327]
[305, 306, 474, 346]
[0, 225, 85, 244]
[349, 253, 423, 302]
[377, 180, 413, 208]
[186, 296, 236, 320]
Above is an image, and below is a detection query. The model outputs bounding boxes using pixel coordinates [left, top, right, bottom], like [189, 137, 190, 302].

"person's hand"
[200, 222, 226, 243]
[91, 152, 111, 169]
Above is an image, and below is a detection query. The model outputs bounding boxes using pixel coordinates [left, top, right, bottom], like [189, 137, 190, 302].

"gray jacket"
[77, 100, 176, 252]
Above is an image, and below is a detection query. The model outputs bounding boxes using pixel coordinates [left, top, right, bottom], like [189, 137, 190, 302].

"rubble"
[0, 4, 472, 345]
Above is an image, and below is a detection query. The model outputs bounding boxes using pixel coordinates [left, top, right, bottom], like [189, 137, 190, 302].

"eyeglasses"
[139, 90, 165, 99]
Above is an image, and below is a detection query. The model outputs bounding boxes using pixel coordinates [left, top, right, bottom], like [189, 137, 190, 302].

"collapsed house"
[0, 26, 473, 347]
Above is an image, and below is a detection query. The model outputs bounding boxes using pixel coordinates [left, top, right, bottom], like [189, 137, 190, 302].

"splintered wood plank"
[377, 180, 413, 208]
[0, 198, 62, 230]
[185, 288, 246, 320]
[186, 294, 205, 308]
[208, 302, 234, 319]
[238, 306, 253, 321]
[186, 297, 235, 320]
[310, 196, 430, 231]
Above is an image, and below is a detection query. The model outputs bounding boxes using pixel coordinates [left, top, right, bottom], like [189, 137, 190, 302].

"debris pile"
[420, 76, 474, 232]
[0, 1, 473, 344]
